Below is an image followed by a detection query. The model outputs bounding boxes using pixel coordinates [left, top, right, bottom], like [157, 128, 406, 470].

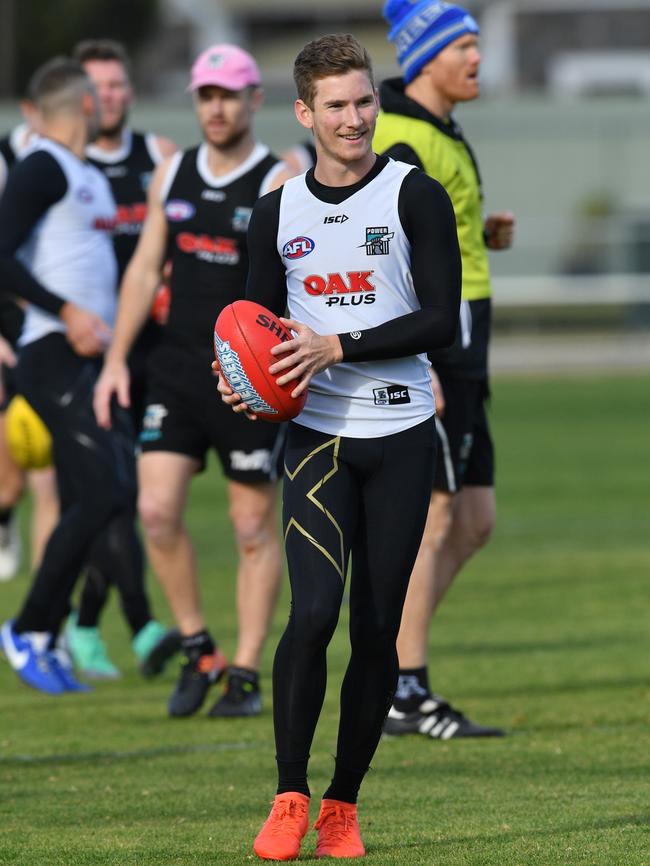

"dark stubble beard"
[209, 123, 249, 151]
[98, 108, 128, 141]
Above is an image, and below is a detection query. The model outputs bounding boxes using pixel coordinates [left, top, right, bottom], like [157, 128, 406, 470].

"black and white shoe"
[383, 696, 504, 739]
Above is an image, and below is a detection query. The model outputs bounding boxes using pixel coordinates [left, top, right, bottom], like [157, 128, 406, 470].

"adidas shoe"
[0, 621, 65, 694]
[314, 799, 365, 859]
[132, 621, 181, 678]
[207, 666, 262, 717]
[384, 695, 504, 739]
[253, 792, 310, 861]
[168, 647, 227, 717]
[65, 613, 121, 679]
[0, 515, 21, 581]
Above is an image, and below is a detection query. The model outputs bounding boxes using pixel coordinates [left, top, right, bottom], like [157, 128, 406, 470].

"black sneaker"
[168, 647, 227, 717]
[137, 626, 182, 678]
[207, 666, 262, 717]
[383, 695, 504, 739]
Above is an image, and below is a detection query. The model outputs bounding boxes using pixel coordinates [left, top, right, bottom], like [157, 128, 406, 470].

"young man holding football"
[94, 44, 291, 719]
[217, 34, 461, 859]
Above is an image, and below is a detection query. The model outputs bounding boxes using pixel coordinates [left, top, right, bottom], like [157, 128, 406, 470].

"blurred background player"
[279, 138, 316, 176]
[374, 0, 515, 739]
[0, 97, 59, 581]
[94, 44, 291, 718]
[0, 57, 153, 694]
[61, 39, 179, 679]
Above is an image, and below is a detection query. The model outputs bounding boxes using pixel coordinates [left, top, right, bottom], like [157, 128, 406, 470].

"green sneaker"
[132, 620, 181, 678]
[65, 613, 121, 680]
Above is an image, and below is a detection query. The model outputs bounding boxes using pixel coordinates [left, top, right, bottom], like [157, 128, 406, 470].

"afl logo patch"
[165, 199, 196, 221]
[77, 187, 93, 203]
[283, 236, 315, 260]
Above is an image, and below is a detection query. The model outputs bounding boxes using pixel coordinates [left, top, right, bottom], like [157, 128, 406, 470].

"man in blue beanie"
[375, 1, 514, 740]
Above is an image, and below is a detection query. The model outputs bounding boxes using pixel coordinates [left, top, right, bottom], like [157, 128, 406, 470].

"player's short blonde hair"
[293, 34, 374, 108]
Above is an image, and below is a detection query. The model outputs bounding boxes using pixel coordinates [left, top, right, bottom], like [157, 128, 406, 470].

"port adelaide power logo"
[359, 226, 394, 255]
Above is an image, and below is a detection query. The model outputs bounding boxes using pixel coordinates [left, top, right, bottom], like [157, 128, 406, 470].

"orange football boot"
[253, 792, 310, 861]
[314, 799, 365, 858]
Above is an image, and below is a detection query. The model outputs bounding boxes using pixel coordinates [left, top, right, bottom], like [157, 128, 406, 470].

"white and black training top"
[246, 154, 462, 439]
[0, 137, 117, 347]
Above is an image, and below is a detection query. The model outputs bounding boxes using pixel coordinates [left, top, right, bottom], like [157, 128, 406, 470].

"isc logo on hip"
[373, 385, 410, 406]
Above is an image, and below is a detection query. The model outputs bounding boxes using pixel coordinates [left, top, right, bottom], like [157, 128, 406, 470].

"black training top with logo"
[162, 142, 282, 361]
[86, 130, 160, 279]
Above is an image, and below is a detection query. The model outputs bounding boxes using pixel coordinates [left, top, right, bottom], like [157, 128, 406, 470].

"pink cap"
[188, 44, 261, 92]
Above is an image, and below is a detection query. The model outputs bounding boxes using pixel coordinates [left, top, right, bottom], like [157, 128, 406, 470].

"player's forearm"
[338, 303, 459, 363]
[106, 266, 159, 362]
[0, 257, 65, 316]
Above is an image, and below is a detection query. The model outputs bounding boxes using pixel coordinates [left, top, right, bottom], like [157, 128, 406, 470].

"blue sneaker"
[48, 648, 93, 693]
[0, 620, 66, 695]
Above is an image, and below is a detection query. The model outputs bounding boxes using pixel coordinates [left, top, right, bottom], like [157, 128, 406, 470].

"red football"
[213, 300, 307, 423]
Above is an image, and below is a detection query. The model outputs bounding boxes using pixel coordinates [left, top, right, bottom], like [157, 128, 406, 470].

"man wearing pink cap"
[95, 44, 291, 719]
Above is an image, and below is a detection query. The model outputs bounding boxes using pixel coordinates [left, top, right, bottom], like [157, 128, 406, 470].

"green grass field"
[1, 373, 649, 866]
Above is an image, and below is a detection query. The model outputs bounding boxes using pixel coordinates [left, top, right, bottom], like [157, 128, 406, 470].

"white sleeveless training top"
[277, 158, 434, 438]
[18, 138, 117, 347]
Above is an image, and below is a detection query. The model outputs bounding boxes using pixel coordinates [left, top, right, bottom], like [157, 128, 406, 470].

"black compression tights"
[273, 419, 436, 801]
[76, 355, 152, 634]
[77, 516, 149, 635]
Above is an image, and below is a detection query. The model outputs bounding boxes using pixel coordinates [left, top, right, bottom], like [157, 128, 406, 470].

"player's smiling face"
[195, 85, 262, 150]
[83, 59, 132, 136]
[424, 34, 481, 106]
[296, 70, 378, 167]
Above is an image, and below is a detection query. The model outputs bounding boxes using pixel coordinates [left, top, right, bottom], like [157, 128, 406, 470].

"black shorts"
[433, 375, 494, 493]
[127, 321, 163, 429]
[140, 343, 285, 483]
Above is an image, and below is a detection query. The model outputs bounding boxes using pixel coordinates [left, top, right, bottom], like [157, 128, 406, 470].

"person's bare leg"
[228, 479, 282, 671]
[137, 451, 202, 635]
[0, 414, 26, 580]
[397, 485, 495, 667]
[396, 490, 453, 668]
[387, 483, 500, 738]
[432, 485, 495, 610]
[0, 414, 24, 511]
[27, 467, 59, 570]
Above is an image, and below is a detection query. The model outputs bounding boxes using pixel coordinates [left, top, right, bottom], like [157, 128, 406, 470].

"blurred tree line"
[0, 0, 160, 97]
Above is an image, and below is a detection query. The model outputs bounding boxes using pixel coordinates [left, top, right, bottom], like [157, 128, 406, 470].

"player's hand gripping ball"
[4, 395, 53, 469]
[214, 300, 307, 423]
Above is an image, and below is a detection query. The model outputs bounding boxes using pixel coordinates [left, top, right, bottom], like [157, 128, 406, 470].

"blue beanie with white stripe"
[384, 0, 480, 84]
